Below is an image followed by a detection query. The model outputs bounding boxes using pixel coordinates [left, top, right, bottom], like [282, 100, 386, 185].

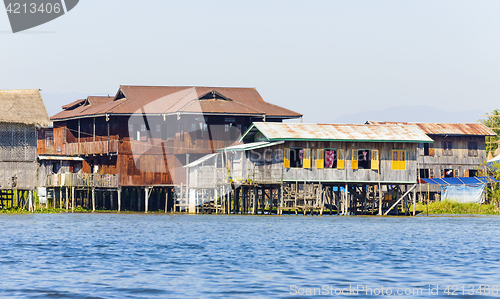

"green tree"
[479, 109, 500, 155]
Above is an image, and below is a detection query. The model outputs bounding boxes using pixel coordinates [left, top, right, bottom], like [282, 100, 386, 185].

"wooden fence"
[45, 173, 119, 188]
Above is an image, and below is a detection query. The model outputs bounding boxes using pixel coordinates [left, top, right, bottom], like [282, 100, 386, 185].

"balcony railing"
[66, 140, 118, 156]
[45, 173, 119, 188]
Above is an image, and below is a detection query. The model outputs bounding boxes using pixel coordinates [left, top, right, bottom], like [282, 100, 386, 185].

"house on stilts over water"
[366, 121, 497, 203]
[0, 89, 50, 210]
[44, 86, 301, 212]
[185, 122, 434, 215]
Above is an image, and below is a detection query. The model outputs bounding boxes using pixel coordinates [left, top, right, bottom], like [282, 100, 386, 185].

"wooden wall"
[418, 135, 488, 177]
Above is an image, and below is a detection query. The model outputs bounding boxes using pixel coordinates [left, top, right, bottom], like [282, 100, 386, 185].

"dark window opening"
[423, 143, 434, 156]
[444, 169, 454, 178]
[469, 169, 478, 177]
[358, 150, 371, 169]
[420, 169, 430, 179]
[324, 149, 337, 168]
[290, 148, 303, 168]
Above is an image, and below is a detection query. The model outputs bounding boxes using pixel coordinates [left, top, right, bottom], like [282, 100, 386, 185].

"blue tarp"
[441, 184, 486, 204]
[422, 176, 496, 186]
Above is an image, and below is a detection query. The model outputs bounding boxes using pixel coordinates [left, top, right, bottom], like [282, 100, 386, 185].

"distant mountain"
[331, 105, 485, 124]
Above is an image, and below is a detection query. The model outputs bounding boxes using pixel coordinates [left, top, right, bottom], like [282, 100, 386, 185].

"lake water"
[0, 214, 499, 298]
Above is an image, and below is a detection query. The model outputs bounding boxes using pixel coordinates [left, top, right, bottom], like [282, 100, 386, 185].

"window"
[420, 169, 430, 179]
[442, 141, 452, 156]
[156, 124, 161, 133]
[45, 131, 54, 148]
[468, 142, 478, 157]
[337, 149, 345, 169]
[443, 169, 454, 178]
[358, 149, 371, 169]
[224, 124, 231, 132]
[351, 149, 358, 169]
[141, 124, 146, 132]
[423, 142, 434, 156]
[191, 123, 196, 131]
[392, 150, 406, 170]
[225, 117, 236, 123]
[469, 169, 478, 177]
[289, 148, 303, 168]
[324, 149, 337, 169]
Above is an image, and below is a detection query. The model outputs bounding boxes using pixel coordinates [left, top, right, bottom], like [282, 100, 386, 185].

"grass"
[414, 200, 498, 215]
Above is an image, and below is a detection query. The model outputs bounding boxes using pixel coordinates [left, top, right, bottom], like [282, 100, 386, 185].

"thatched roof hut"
[0, 89, 50, 127]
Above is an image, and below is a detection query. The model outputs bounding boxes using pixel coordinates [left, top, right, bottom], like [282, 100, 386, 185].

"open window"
[324, 149, 338, 169]
[392, 150, 406, 170]
[358, 149, 371, 169]
[423, 142, 434, 156]
[420, 169, 430, 179]
[443, 169, 454, 178]
[289, 148, 303, 168]
[468, 169, 478, 177]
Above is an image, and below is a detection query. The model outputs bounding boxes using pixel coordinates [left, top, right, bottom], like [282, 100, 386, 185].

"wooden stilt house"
[185, 123, 433, 215]
[48, 86, 302, 212]
[0, 89, 50, 209]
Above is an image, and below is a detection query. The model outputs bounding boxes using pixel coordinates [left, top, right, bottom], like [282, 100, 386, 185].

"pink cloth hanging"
[325, 150, 335, 168]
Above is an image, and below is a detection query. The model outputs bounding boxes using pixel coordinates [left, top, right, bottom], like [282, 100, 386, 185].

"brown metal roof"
[61, 99, 85, 110]
[367, 121, 496, 136]
[242, 123, 433, 143]
[52, 86, 302, 120]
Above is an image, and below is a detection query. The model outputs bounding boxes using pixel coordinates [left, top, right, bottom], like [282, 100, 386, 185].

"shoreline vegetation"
[0, 200, 498, 215]
[414, 200, 498, 215]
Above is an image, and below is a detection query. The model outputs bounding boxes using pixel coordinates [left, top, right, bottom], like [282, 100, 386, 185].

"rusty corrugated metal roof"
[52, 86, 302, 120]
[242, 123, 433, 143]
[367, 121, 496, 136]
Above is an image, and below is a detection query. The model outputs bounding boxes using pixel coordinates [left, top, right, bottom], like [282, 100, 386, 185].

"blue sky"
[1, 0, 499, 122]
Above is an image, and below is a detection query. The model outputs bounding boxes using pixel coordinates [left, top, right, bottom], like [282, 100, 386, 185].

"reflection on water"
[0, 214, 499, 298]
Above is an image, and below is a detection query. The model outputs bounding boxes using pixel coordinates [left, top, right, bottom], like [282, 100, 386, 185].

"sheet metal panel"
[247, 123, 433, 143]
[368, 121, 496, 136]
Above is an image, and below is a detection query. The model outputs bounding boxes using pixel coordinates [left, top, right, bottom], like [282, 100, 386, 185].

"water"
[0, 214, 500, 298]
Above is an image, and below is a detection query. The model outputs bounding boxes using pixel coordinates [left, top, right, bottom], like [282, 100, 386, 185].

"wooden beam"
[384, 184, 417, 216]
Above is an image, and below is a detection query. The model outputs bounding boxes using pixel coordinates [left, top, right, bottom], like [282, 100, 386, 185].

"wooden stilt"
[145, 187, 149, 213]
[71, 187, 75, 213]
[92, 188, 95, 212]
[118, 188, 122, 212]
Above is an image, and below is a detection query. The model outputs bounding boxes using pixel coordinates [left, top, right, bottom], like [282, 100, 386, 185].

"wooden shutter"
[351, 149, 358, 170]
[316, 149, 324, 169]
[303, 148, 311, 169]
[429, 142, 434, 156]
[337, 149, 345, 169]
[284, 148, 290, 168]
[392, 150, 406, 170]
[371, 149, 379, 170]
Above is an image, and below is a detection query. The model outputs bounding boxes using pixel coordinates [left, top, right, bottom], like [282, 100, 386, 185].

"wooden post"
[165, 188, 168, 213]
[412, 185, 416, 216]
[92, 188, 95, 212]
[65, 187, 68, 211]
[110, 190, 114, 210]
[252, 187, 257, 215]
[118, 188, 122, 212]
[378, 170, 382, 216]
[28, 190, 33, 212]
[59, 188, 63, 209]
[71, 187, 75, 213]
[145, 187, 149, 213]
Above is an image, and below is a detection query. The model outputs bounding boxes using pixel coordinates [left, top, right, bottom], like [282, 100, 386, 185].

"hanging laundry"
[362, 151, 368, 161]
[325, 150, 336, 168]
